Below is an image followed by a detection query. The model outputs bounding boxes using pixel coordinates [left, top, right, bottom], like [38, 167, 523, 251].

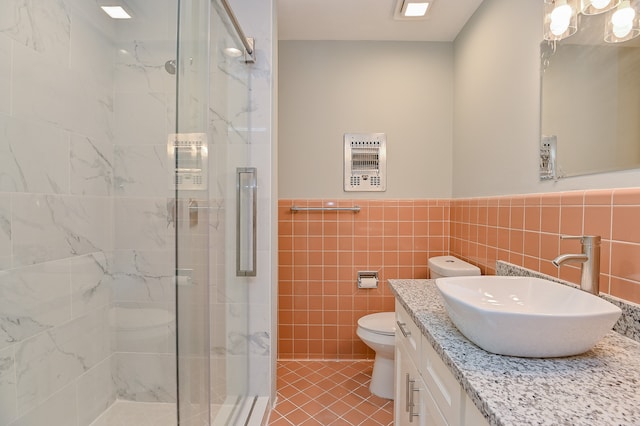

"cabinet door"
[396, 339, 435, 426]
[395, 338, 411, 426]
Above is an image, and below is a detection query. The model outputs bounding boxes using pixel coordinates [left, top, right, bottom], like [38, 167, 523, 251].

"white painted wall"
[278, 41, 454, 199]
[453, 0, 640, 197]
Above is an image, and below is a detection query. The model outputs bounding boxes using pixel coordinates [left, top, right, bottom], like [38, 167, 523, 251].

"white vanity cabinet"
[395, 301, 489, 426]
[395, 301, 431, 425]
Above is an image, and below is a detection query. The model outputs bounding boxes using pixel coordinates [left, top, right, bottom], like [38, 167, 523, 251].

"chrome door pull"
[397, 321, 411, 337]
[236, 167, 257, 276]
[409, 379, 420, 422]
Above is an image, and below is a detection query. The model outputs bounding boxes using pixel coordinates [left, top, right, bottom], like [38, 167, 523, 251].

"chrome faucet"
[552, 235, 601, 295]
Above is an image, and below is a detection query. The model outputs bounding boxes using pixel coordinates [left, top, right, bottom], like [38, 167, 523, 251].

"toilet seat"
[357, 312, 396, 336]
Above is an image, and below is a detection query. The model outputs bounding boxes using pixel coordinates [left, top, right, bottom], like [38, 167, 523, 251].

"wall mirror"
[540, 12, 640, 180]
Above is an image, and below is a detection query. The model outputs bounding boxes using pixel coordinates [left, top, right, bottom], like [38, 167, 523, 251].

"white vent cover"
[344, 133, 386, 192]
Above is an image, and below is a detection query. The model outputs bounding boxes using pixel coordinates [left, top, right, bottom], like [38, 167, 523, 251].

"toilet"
[428, 255, 481, 279]
[356, 311, 396, 399]
[357, 256, 480, 400]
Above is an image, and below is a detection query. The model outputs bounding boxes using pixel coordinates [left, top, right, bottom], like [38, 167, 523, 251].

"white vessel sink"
[435, 276, 622, 358]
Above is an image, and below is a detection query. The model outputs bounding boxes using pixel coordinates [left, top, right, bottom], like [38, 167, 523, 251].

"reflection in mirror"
[540, 12, 640, 179]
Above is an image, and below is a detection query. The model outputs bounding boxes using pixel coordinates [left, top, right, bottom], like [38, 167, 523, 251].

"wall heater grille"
[344, 133, 386, 192]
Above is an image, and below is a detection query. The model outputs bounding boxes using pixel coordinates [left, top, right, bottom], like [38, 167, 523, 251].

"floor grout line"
[269, 360, 393, 426]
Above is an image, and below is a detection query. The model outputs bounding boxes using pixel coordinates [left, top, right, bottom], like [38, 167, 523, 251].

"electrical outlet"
[540, 135, 557, 180]
[541, 135, 556, 152]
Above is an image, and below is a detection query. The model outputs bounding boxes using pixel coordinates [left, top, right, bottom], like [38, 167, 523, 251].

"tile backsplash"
[450, 188, 640, 305]
[279, 188, 640, 360]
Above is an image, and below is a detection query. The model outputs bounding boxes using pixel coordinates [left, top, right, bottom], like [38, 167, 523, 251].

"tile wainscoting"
[450, 188, 640, 304]
[278, 189, 640, 360]
[278, 199, 451, 360]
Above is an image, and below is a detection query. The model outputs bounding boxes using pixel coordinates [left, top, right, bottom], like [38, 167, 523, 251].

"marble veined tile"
[0, 346, 17, 425]
[77, 357, 116, 426]
[70, 252, 113, 319]
[0, 194, 11, 270]
[15, 307, 110, 415]
[0, 115, 70, 194]
[0, 0, 70, 61]
[9, 383, 76, 426]
[111, 301, 175, 354]
[70, 133, 114, 197]
[69, 7, 115, 91]
[111, 249, 175, 303]
[114, 144, 171, 197]
[0, 35, 10, 116]
[115, 40, 176, 94]
[114, 198, 174, 251]
[112, 352, 176, 403]
[12, 193, 111, 266]
[0, 259, 71, 351]
[114, 92, 171, 147]
[65, 0, 116, 40]
[12, 41, 113, 143]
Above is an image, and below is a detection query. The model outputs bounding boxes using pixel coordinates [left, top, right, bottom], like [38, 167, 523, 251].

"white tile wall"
[0, 1, 118, 425]
[15, 307, 110, 415]
[0, 0, 276, 423]
[0, 346, 17, 425]
[0, 35, 11, 116]
[112, 353, 177, 402]
[11, 194, 111, 266]
[0, 115, 69, 194]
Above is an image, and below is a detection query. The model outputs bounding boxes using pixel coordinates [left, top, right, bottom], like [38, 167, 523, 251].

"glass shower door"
[174, 0, 252, 424]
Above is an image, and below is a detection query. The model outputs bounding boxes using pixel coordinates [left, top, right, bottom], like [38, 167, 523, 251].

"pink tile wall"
[450, 188, 640, 305]
[278, 199, 450, 360]
[278, 188, 640, 360]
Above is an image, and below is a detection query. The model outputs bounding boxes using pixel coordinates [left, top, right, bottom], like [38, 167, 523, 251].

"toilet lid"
[357, 312, 396, 336]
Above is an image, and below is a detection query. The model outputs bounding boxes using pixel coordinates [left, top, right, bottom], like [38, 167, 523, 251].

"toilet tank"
[428, 255, 481, 279]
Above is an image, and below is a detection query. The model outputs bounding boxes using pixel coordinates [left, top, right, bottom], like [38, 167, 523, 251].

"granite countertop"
[389, 279, 640, 426]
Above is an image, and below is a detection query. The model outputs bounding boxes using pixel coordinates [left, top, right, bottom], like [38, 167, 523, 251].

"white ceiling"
[277, 0, 485, 41]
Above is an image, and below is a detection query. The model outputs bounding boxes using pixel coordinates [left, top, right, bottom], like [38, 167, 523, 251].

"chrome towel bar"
[290, 205, 360, 213]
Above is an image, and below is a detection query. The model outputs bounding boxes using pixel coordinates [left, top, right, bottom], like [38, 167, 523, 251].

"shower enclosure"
[0, 0, 272, 425]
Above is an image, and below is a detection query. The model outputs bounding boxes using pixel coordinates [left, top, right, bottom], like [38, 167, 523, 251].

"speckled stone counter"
[389, 279, 640, 426]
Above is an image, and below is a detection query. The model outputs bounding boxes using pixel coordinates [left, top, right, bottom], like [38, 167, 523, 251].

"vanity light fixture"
[543, 0, 639, 42]
[604, 0, 640, 42]
[101, 5, 131, 19]
[581, 0, 620, 15]
[543, 0, 579, 40]
[393, 0, 434, 20]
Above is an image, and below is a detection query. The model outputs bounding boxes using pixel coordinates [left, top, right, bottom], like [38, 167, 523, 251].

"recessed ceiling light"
[393, 0, 434, 20]
[403, 2, 430, 17]
[101, 6, 132, 19]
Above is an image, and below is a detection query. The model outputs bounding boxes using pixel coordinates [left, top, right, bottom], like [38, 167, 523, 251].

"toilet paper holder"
[357, 271, 379, 289]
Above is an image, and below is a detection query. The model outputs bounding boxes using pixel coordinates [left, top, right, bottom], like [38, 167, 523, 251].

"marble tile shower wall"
[110, 1, 178, 407]
[0, 1, 181, 425]
[0, 1, 116, 425]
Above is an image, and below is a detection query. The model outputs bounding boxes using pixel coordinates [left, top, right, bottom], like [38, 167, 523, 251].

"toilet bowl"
[356, 312, 396, 399]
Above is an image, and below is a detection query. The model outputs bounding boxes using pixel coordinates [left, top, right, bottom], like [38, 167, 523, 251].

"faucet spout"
[552, 253, 588, 267]
[552, 235, 601, 295]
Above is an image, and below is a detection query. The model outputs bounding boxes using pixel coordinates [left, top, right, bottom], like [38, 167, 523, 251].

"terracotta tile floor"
[269, 360, 394, 426]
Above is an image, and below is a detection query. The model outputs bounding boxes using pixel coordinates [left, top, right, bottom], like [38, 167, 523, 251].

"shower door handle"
[236, 167, 257, 276]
